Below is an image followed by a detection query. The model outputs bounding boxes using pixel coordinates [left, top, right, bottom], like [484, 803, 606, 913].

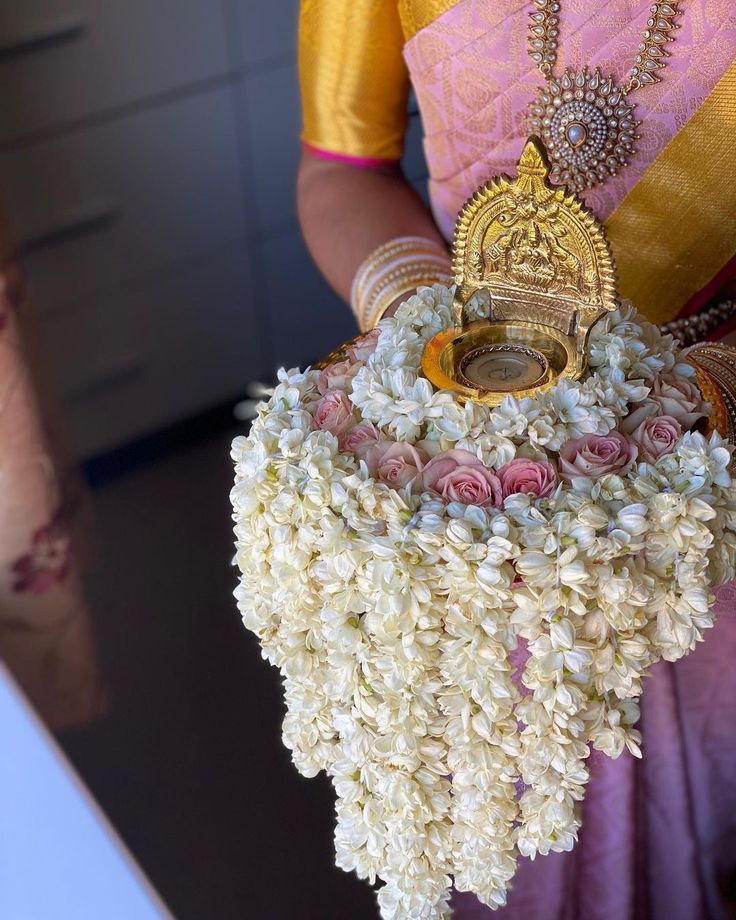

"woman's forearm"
[296, 152, 446, 303]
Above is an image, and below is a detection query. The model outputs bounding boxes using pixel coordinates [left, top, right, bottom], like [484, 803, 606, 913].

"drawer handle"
[20, 201, 119, 255]
[0, 14, 86, 59]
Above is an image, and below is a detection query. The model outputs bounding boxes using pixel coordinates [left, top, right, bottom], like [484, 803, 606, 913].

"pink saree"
[404, 0, 736, 240]
[402, 2, 736, 917]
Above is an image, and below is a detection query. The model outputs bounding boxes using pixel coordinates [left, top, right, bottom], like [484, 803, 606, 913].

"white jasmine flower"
[230, 289, 732, 920]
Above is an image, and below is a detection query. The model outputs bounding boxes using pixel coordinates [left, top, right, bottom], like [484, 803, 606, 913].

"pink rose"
[622, 373, 709, 433]
[559, 431, 638, 481]
[629, 414, 681, 464]
[366, 440, 430, 489]
[346, 329, 381, 364]
[340, 421, 381, 457]
[314, 390, 355, 436]
[420, 449, 502, 508]
[498, 458, 557, 500]
[318, 358, 361, 395]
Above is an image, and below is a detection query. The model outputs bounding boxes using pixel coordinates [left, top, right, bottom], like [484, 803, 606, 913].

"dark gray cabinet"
[0, 0, 427, 458]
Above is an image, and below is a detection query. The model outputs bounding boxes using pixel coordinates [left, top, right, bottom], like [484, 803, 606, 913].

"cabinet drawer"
[0, 0, 230, 142]
[41, 242, 263, 458]
[260, 227, 356, 370]
[1, 87, 247, 315]
[232, 0, 299, 68]
[240, 63, 300, 235]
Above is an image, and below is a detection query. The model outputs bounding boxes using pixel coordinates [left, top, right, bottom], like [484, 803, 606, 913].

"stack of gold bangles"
[350, 236, 452, 331]
[684, 342, 736, 443]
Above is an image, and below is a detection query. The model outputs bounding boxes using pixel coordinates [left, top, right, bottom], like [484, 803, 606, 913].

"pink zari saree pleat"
[402, 2, 736, 916]
[449, 594, 736, 920]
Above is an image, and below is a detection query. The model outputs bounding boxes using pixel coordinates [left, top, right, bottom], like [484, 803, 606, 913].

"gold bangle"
[687, 354, 736, 398]
[359, 265, 451, 330]
[352, 238, 447, 303]
[366, 279, 439, 330]
[353, 241, 442, 307]
[686, 352, 736, 443]
[688, 355, 736, 401]
[367, 288, 412, 329]
[361, 261, 453, 331]
[365, 259, 451, 302]
[356, 252, 450, 320]
[685, 343, 736, 374]
[351, 236, 451, 330]
[687, 362, 730, 439]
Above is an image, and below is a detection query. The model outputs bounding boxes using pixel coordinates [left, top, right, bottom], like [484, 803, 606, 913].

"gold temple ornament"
[421, 135, 619, 407]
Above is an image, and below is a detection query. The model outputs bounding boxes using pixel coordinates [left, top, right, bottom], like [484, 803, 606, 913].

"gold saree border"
[605, 57, 736, 324]
[399, 0, 462, 40]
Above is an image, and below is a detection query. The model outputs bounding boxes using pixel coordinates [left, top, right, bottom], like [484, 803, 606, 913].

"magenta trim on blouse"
[301, 140, 399, 168]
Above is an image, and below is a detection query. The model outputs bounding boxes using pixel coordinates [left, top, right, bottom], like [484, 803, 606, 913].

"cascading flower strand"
[231, 285, 736, 920]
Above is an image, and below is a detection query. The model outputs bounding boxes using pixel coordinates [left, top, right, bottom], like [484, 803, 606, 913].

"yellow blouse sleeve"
[299, 0, 410, 163]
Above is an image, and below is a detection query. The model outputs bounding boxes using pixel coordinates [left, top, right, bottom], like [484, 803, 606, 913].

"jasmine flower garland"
[231, 284, 736, 920]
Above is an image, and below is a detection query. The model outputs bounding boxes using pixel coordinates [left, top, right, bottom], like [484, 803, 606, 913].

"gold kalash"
[421, 135, 618, 406]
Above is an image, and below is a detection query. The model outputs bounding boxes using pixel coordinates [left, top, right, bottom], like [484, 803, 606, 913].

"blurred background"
[0, 2, 429, 918]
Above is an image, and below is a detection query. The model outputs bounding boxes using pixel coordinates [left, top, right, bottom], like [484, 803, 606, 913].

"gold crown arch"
[422, 137, 619, 406]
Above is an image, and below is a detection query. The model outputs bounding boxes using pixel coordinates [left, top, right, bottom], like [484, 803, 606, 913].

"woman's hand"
[380, 288, 417, 321]
[297, 153, 444, 306]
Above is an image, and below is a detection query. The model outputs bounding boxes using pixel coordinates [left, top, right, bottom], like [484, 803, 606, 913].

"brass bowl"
[421, 320, 579, 407]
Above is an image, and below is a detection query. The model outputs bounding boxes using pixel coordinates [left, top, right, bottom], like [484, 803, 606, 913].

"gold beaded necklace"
[527, 1, 682, 191]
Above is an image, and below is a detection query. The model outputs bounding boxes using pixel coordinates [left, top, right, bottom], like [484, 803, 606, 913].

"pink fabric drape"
[0, 241, 105, 729]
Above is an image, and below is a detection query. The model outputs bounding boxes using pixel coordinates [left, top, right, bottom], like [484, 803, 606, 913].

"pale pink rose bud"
[622, 372, 709, 433]
[559, 431, 638, 481]
[619, 400, 659, 433]
[629, 414, 681, 463]
[339, 421, 381, 457]
[498, 458, 557, 500]
[318, 358, 361, 395]
[346, 329, 381, 364]
[420, 449, 502, 508]
[366, 440, 430, 489]
[648, 373, 709, 429]
[313, 390, 355, 436]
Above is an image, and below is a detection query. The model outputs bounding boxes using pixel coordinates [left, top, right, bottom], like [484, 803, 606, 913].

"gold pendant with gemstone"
[527, 68, 640, 191]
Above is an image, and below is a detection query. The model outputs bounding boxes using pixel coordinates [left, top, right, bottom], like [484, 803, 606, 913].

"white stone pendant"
[527, 67, 640, 191]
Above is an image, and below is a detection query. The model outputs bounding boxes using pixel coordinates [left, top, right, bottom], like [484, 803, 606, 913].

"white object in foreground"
[0, 662, 172, 920]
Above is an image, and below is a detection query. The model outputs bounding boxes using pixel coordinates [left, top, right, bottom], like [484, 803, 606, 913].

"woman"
[297, 2, 736, 918]
[0, 211, 104, 729]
